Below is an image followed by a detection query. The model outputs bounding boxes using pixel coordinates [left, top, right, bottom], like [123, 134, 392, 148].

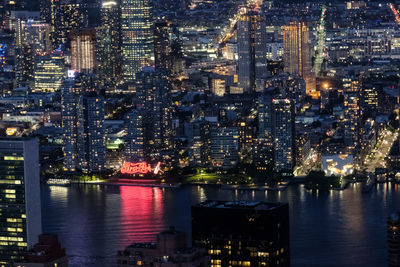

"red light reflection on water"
[120, 186, 165, 246]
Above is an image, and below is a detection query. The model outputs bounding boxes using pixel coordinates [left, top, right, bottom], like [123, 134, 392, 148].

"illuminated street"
[362, 129, 398, 173]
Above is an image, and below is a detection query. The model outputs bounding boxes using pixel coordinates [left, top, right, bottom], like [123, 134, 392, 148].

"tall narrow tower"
[283, 22, 315, 96]
[120, 0, 154, 82]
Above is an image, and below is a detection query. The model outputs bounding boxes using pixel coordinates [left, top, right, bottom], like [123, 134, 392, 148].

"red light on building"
[121, 162, 161, 175]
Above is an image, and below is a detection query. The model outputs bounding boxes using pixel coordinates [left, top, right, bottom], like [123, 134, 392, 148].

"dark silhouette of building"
[117, 227, 209, 266]
[192, 201, 290, 267]
[388, 212, 400, 267]
[14, 234, 68, 267]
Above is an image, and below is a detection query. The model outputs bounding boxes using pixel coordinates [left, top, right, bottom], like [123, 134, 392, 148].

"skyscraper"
[256, 91, 274, 168]
[388, 212, 400, 267]
[0, 138, 42, 264]
[343, 76, 360, 152]
[210, 125, 240, 169]
[61, 74, 106, 173]
[237, 11, 267, 94]
[33, 51, 65, 93]
[192, 201, 290, 267]
[272, 99, 294, 172]
[154, 20, 171, 69]
[70, 29, 97, 73]
[121, 0, 154, 82]
[50, 0, 88, 49]
[97, 0, 122, 88]
[283, 22, 315, 96]
[135, 67, 172, 161]
[125, 109, 145, 161]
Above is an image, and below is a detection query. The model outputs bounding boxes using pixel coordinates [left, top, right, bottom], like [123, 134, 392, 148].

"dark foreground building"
[192, 201, 290, 267]
[388, 212, 400, 267]
[117, 227, 209, 266]
[14, 234, 68, 267]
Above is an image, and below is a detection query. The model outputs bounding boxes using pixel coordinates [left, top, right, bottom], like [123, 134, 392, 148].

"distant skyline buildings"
[121, 0, 154, 83]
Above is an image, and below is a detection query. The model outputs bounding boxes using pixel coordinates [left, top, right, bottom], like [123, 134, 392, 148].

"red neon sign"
[121, 162, 161, 175]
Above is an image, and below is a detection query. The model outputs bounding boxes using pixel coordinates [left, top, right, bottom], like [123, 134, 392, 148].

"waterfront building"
[0, 138, 42, 265]
[210, 125, 239, 169]
[125, 109, 145, 161]
[121, 0, 154, 82]
[388, 212, 400, 267]
[237, 11, 267, 94]
[188, 119, 211, 167]
[192, 201, 290, 267]
[283, 22, 315, 96]
[70, 29, 97, 73]
[117, 227, 209, 267]
[33, 51, 65, 93]
[14, 234, 68, 267]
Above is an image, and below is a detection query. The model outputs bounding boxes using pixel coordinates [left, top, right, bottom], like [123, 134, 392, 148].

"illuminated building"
[188, 119, 211, 167]
[154, 20, 172, 70]
[343, 76, 360, 152]
[192, 201, 290, 267]
[15, 18, 51, 52]
[61, 76, 79, 172]
[237, 11, 267, 94]
[14, 234, 68, 267]
[121, 0, 154, 82]
[135, 67, 173, 161]
[283, 22, 315, 96]
[0, 138, 42, 265]
[388, 212, 400, 267]
[361, 83, 378, 117]
[125, 109, 145, 161]
[79, 91, 106, 173]
[117, 227, 209, 267]
[15, 45, 34, 87]
[70, 29, 96, 73]
[272, 99, 294, 172]
[210, 125, 239, 169]
[33, 51, 65, 93]
[255, 92, 274, 168]
[97, 0, 122, 88]
[61, 74, 106, 173]
[322, 154, 354, 176]
[50, 0, 88, 49]
[211, 78, 226, 97]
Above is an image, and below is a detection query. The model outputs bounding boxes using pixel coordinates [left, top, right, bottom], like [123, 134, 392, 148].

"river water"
[41, 183, 400, 267]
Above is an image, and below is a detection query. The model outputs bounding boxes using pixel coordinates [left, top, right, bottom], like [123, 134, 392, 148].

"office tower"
[78, 92, 106, 173]
[361, 83, 378, 117]
[125, 109, 145, 161]
[15, 18, 51, 52]
[70, 29, 96, 73]
[33, 51, 65, 93]
[283, 22, 315, 95]
[50, 0, 88, 49]
[40, 0, 51, 22]
[188, 119, 211, 167]
[210, 125, 239, 169]
[272, 99, 294, 172]
[61, 74, 106, 173]
[388, 212, 400, 267]
[14, 234, 68, 267]
[117, 227, 209, 267]
[0, 138, 42, 264]
[97, 0, 122, 88]
[121, 0, 154, 82]
[154, 20, 171, 69]
[343, 76, 360, 152]
[237, 11, 267, 94]
[135, 67, 173, 160]
[192, 201, 290, 267]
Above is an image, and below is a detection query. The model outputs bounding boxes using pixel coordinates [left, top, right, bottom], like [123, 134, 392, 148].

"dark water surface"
[41, 183, 400, 267]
